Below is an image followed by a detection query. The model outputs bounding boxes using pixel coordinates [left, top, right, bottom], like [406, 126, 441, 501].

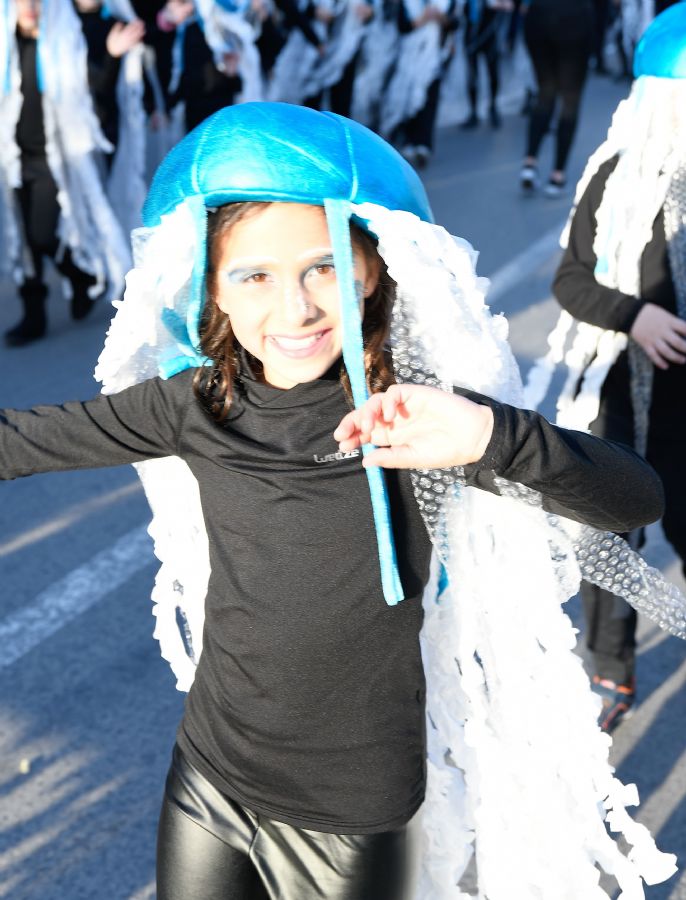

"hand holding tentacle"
[333, 384, 494, 470]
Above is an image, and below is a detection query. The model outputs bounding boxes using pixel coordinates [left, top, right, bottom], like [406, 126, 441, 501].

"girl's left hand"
[333, 384, 494, 470]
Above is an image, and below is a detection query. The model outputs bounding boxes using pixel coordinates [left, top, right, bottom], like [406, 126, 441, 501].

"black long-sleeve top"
[553, 156, 685, 441]
[16, 34, 45, 158]
[78, 11, 122, 147]
[0, 364, 664, 832]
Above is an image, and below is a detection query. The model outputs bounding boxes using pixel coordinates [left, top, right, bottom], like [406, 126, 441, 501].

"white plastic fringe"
[108, 44, 148, 237]
[95, 203, 210, 690]
[353, 201, 678, 898]
[351, 15, 399, 127]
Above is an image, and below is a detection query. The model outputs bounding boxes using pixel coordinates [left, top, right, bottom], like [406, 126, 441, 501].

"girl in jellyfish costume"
[1, 102, 684, 899]
[526, 3, 686, 735]
[0, 0, 131, 346]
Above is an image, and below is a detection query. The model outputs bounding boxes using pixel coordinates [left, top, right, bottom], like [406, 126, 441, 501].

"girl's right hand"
[630, 303, 686, 370]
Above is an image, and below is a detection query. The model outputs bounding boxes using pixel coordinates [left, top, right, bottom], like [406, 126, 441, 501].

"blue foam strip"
[187, 196, 208, 352]
[324, 198, 404, 607]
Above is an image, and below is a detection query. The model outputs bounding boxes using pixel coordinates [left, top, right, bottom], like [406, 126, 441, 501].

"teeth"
[272, 332, 322, 350]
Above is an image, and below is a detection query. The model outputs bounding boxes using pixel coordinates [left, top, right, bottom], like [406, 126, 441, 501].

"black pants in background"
[401, 76, 442, 150]
[583, 409, 686, 685]
[523, 5, 593, 172]
[17, 155, 96, 295]
[157, 745, 412, 900]
[464, 9, 501, 114]
[305, 52, 359, 118]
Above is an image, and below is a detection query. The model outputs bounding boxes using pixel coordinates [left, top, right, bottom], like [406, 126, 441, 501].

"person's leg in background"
[546, 21, 593, 195]
[582, 407, 638, 731]
[520, 8, 557, 190]
[402, 76, 442, 168]
[6, 157, 56, 346]
[591, 0, 610, 73]
[481, 9, 502, 128]
[461, 15, 480, 129]
[647, 436, 686, 582]
[329, 52, 359, 118]
[6, 155, 98, 347]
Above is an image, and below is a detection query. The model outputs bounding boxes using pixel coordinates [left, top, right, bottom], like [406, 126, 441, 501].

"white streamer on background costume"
[381, 0, 452, 138]
[95, 194, 684, 897]
[268, 0, 367, 104]
[196, 0, 263, 102]
[0, 0, 130, 296]
[523, 77, 686, 442]
[105, 0, 148, 238]
[351, 0, 400, 127]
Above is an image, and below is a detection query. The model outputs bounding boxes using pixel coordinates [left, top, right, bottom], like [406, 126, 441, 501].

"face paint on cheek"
[354, 280, 365, 303]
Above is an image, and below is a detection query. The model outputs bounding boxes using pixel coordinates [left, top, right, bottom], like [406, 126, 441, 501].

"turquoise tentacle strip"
[187, 195, 209, 353]
[324, 198, 404, 607]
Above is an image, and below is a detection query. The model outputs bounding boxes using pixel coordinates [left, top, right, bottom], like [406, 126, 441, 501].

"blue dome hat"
[633, 1, 686, 79]
[143, 102, 431, 225]
[142, 102, 433, 607]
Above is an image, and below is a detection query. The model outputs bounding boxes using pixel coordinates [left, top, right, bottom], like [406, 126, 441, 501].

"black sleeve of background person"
[0, 374, 188, 480]
[457, 387, 665, 532]
[553, 156, 646, 333]
[141, 26, 175, 113]
[398, 1, 414, 33]
[16, 37, 46, 156]
[275, 0, 321, 47]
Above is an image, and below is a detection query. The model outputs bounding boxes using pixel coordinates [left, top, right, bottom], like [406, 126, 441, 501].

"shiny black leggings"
[157, 746, 412, 900]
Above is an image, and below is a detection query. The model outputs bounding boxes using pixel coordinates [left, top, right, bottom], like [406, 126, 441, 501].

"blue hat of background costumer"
[143, 102, 434, 607]
[633, 1, 686, 79]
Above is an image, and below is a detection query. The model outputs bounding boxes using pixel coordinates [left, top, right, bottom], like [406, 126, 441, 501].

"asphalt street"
[1, 65, 685, 900]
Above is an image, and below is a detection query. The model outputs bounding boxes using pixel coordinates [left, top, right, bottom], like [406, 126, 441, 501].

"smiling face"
[212, 203, 379, 389]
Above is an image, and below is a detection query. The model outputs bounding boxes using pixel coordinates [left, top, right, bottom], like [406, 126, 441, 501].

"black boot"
[57, 251, 99, 320]
[4, 280, 48, 347]
[69, 269, 99, 321]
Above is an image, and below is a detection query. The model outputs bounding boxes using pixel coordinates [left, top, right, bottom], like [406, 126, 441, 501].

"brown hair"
[192, 201, 396, 420]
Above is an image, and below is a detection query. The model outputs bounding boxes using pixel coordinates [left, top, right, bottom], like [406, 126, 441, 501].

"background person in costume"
[545, 3, 686, 732]
[159, 0, 243, 132]
[383, 0, 459, 168]
[159, 0, 263, 120]
[459, 0, 511, 131]
[518, 0, 595, 196]
[268, 0, 371, 111]
[251, 0, 324, 82]
[74, 0, 146, 153]
[0, 0, 131, 347]
[2, 103, 683, 897]
[350, 0, 400, 130]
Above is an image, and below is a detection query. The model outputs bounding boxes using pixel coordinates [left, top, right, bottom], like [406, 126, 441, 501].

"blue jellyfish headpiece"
[633, 1, 686, 79]
[142, 102, 433, 606]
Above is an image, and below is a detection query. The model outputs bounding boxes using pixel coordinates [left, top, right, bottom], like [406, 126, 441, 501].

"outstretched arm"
[0, 373, 189, 480]
[334, 383, 664, 533]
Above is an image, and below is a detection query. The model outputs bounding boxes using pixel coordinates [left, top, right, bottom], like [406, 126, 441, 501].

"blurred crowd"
[0, 0, 679, 350]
